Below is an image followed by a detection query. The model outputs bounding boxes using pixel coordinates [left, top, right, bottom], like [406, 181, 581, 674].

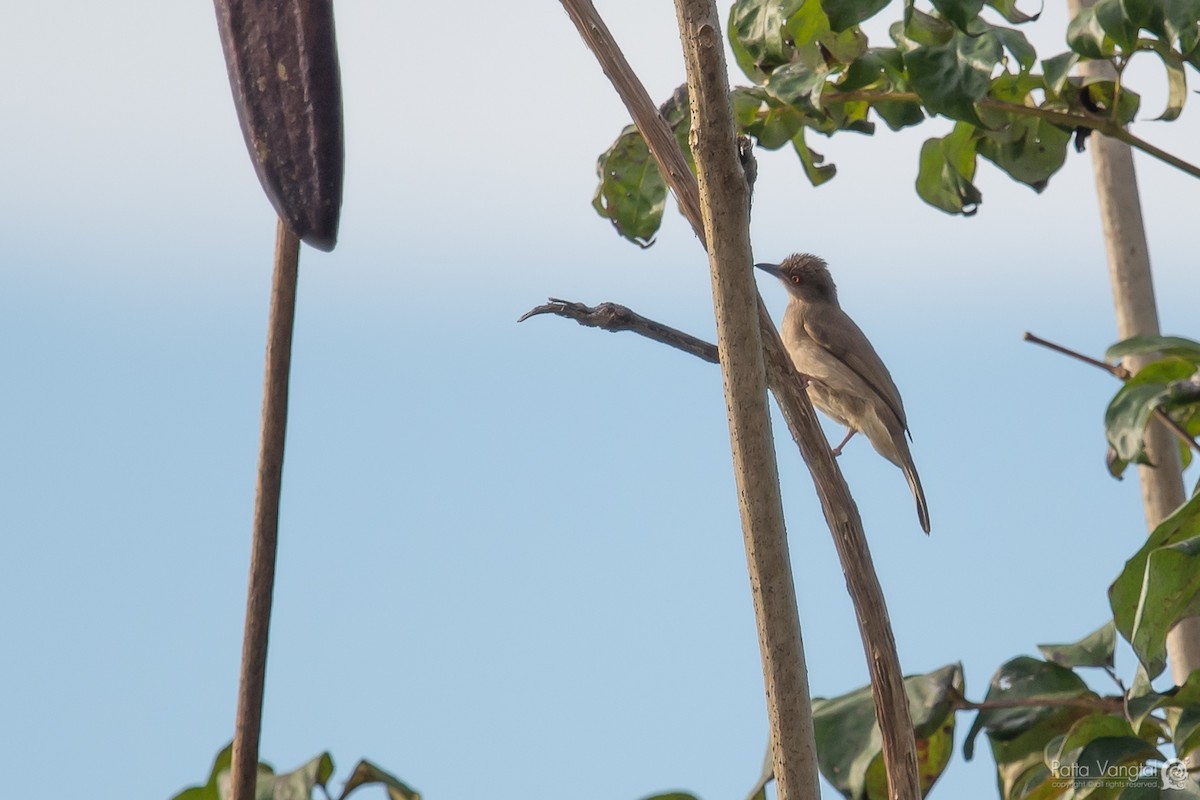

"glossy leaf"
[1094, 0, 1143, 50]
[916, 123, 981, 215]
[930, 0, 985, 32]
[766, 54, 831, 112]
[1105, 357, 1198, 464]
[792, 128, 839, 185]
[1068, 6, 1117, 58]
[1126, 536, 1200, 680]
[730, 0, 802, 76]
[986, 0, 1041, 24]
[1125, 668, 1200, 731]
[976, 114, 1070, 190]
[1042, 51, 1081, 95]
[823, 0, 893, 32]
[1106, 335, 1200, 363]
[1110, 492, 1200, 678]
[812, 664, 962, 799]
[1037, 622, 1116, 669]
[1135, 38, 1189, 121]
[992, 25, 1037, 72]
[340, 761, 422, 800]
[895, 11, 1002, 125]
[963, 657, 1095, 760]
[592, 126, 667, 247]
[1142, 0, 1200, 57]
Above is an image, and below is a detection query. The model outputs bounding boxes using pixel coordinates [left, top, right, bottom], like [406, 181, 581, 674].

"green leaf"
[1133, 38, 1189, 121]
[1106, 335, 1200, 363]
[985, 0, 1040, 24]
[930, 0, 985, 32]
[895, 10, 1003, 125]
[592, 125, 667, 247]
[1038, 622, 1117, 669]
[1043, 51, 1081, 95]
[822, 0, 893, 32]
[275, 753, 335, 799]
[1068, 6, 1117, 58]
[990, 709, 1098, 797]
[766, 54, 831, 111]
[991, 24, 1037, 71]
[1070, 736, 1165, 794]
[963, 656, 1094, 760]
[1109, 492, 1200, 679]
[835, 48, 927, 129]
[1079, 77, 1142, 125]
[735, 88, 811, 148]
[1142, 0, 1200, 57]
[812, 664, 962, 800]
[1175, 707, 1200, 758]
[786, 0, 831, 47]
[1094, 0, 1141, 50]
[916, 123, 982, 215]
[730, 0, 803, 76]
[340, 760, 422, 800]
[1105, 358, 1198, 463]
[1125, 669, 1200, 732]
[170, 743, 235, 800]
[976, 110, 1070, 190]
[792, 128, 839, 185]
[1127, 536, 1200, 680]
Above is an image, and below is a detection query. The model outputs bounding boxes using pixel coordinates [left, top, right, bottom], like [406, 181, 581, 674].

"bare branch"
[519, 298, 719, 364]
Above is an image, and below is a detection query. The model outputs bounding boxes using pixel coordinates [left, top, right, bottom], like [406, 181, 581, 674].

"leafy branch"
[592, 0, 1200, 243]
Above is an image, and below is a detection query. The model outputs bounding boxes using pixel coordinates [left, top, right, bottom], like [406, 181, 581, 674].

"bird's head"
[754, 253, 837, 304]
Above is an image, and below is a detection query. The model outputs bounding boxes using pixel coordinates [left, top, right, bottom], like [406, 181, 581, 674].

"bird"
[755, 253, 930, 534]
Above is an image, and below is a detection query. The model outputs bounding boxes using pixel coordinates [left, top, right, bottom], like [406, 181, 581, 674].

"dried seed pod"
[214, 0, 344, 251]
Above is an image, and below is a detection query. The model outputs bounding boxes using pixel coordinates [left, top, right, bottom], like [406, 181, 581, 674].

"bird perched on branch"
[755, 253, 930, 534]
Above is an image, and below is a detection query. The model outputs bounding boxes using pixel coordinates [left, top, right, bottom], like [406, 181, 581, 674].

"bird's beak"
[754, 262, 782, 279]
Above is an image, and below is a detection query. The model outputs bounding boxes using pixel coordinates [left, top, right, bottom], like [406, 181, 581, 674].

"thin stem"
[1023, 331, 1128, 378]
[230, 219, 301, 800]
[1024, 331, 1200, 456]
[950, 687, 1123, 714]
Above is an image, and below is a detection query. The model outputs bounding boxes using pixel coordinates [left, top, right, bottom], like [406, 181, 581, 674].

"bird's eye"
[790, 274, 802, 285]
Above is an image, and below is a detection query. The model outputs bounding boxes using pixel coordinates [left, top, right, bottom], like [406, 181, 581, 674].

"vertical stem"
[230, 218, 301, 800]
[1065, 0, 1197, 694]
[671, 2, 820, 798]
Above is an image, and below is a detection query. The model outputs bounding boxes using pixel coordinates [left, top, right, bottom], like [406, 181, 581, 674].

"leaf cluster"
[592, 0, 1200, 243]
[171, 743, 420, 800]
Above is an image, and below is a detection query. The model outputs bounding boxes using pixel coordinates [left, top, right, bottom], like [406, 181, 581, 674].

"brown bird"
[756, 253, 930, 534]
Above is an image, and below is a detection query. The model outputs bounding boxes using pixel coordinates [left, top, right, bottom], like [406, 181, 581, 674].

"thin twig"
[1024, 332, 1200, 455]
[230, 219, 300, 800]
[519, 299, 719, 363]
[1023, 331, 1129, 378]
[948, 686, 1124, 714]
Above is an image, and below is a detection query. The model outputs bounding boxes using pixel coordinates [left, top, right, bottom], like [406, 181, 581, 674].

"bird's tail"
[901, 457, 930, 535]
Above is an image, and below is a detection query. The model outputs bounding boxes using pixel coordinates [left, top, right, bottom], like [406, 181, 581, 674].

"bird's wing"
[802, 302, 910, 433]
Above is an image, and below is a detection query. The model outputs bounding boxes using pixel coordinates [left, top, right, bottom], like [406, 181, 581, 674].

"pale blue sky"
[2, 2, 1199, 799]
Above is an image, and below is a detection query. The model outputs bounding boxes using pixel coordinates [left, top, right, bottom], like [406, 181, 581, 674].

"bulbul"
[756, 253, 930, 534]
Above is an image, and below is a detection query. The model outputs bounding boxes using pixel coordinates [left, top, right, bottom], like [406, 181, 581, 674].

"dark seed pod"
[214, 0, 344, 251]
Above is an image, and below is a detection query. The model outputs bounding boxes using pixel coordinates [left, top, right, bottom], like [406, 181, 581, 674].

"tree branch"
[519, 298, 719, 364]
[556, 2, 920, 797]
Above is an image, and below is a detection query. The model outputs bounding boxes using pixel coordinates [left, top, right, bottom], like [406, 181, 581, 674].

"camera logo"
[1162, 758, 1189, 790]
